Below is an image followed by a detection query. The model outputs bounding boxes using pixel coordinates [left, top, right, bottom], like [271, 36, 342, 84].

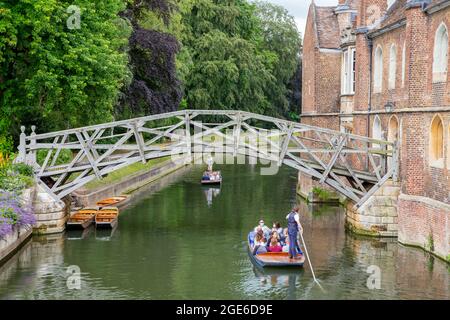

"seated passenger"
[268, 238, 282, 253]
[255, 219, 271, 238]
[272, 222, 283, 238]
[253, 231, 267, 255]
[282, 237, 290, 253]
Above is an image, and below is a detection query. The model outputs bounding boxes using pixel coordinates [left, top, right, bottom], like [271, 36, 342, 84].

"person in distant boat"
[268, 238, 282, 252]
[286, 207, 303, 259]
[202, 172, 210, 181]
[206, 155, 214, 172]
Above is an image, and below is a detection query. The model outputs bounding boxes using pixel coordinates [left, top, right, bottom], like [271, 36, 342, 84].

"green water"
[0, 163, 448, 300]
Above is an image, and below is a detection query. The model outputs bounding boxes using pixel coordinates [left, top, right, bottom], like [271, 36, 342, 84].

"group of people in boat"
[201, 171, 221, 181]
[249, 207, 304, 260]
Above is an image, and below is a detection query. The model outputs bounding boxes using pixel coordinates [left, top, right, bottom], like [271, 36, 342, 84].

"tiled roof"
[314, 6, 341, 49]
[379, 0, 407, 29]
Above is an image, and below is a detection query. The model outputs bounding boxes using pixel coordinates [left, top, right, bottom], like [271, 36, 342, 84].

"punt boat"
[95, 207, 119, 229]
[247, 232, 305, 268]
[201, 171, 222, 185]
[96, 195, 128, 207]
[66, 208, 98, 230]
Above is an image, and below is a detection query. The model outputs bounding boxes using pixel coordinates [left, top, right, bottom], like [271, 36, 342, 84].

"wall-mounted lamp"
[384, 102, 395, 113]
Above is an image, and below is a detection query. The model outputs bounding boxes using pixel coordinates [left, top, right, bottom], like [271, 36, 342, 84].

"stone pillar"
[32, 183, 70, 235]
[345, 180, 400, 237]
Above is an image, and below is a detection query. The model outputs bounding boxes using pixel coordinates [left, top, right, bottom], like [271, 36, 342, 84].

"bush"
[0, 159, 34, 193]
[10, 163, 34, 177]
[37, 149, 72, 166]
[0, 191, 36, 238]
[312, 187, 331, 201]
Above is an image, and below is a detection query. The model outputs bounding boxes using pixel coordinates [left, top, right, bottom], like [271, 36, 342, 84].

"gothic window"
[389, 44, 397, 89]
[401, 43, 406, 87]
[372, 115, 383, 150]
[374, 46, 383, 93]
[430, 115, 444, 166]
[433, 23, 448, 83]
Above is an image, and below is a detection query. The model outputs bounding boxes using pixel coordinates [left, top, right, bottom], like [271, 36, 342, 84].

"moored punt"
[247, 233, 305, 268]
[96, 195, 128, 207]
[95, 207, 119, 229]
[66, 208, 98, 230]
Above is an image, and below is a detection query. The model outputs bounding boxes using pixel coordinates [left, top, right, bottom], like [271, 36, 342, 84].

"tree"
[254, 1, 302, 119]
[0, 0, 131, 144]
[117, 0, 182, 119]
[177, 0, 276, 114]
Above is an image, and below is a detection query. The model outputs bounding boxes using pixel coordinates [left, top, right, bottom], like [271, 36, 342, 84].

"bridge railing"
[16, 110, 398, 207]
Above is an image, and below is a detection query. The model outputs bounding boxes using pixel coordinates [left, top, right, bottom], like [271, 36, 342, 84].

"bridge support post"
[185, 112, 192, 164]
[345, 180, 400, 237]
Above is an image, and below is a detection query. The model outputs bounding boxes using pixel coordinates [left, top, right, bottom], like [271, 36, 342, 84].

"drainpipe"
[366, 36, 373, 170]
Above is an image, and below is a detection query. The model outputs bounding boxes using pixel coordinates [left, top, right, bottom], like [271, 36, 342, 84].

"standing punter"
[286, 207, 303, 259]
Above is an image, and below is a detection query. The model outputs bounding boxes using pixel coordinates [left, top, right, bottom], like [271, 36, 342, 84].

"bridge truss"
[16, 110, 398, 207]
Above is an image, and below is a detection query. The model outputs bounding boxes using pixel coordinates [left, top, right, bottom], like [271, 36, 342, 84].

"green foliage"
[0, 159, 34, 192]
[0, 0, 131, 144]
[10, 163, 34, 177]
[37, 148, 73, 167]
[312, 187, 331, 201]
[0, 206, 18, 225]
[0, 135, 13, 156]
[175, 0, 302, 117]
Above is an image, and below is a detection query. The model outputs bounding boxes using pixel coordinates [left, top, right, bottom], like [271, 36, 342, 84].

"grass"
[83, 156, 170, 190]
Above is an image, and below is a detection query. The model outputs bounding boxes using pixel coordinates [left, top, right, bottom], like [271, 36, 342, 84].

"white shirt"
[286, 212, 300, 224]
[286, 212, 303, 233]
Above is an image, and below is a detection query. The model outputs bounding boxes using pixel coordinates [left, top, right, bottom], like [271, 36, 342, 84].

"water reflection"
[202, 186, 221, 207]
[0, 164, 448, 300]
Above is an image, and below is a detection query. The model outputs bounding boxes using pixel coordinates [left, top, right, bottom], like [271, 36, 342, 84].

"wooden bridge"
[16, 110, 398, 207]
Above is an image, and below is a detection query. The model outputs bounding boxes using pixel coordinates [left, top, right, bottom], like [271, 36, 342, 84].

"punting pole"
[298, 224, 320, 285]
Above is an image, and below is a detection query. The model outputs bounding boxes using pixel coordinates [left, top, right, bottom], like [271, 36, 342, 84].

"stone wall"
[33, 183, 70, 235]
[398, 193, 449, 261]
[0, 226, 32, 265]
[73, 158, 188, 207]
[345, 180, 400, 237]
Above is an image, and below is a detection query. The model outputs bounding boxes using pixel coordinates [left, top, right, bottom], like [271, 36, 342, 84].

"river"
[0, 163, 448, 299]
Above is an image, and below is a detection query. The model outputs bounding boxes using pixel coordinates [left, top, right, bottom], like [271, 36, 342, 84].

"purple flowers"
[0, 190, 36, 238]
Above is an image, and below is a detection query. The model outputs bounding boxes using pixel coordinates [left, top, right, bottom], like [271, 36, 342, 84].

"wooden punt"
[201, 171, 222, 185]
[67, 208, 98, 230]
[95, 207, 119, 229]
[96, 195, 128, 207]
[247, 233, 305, 268]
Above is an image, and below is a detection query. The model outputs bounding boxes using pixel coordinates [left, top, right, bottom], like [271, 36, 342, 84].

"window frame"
[341, 47, 356, 95]
[374, 46, 383, 93]
[388, 44, 397, 90]
[432, 23, 449, 83]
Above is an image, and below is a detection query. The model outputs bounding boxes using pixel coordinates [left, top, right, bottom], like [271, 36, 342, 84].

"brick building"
[301, 0, 449, 260]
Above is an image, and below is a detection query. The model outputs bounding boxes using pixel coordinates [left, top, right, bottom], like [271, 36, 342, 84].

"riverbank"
[0, 226, 32, 266]
[73, 157, 190, 208]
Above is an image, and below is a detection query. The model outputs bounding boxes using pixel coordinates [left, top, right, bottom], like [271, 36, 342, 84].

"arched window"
[374, 46, 383, 93]
[372, 116, 383, 150]
[388, 116, 399, 170]
[433, 23, 448, 82]
[430, 115, 444, 165]
[401, 43, 406, 87]
[389, 44, 397, 89]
